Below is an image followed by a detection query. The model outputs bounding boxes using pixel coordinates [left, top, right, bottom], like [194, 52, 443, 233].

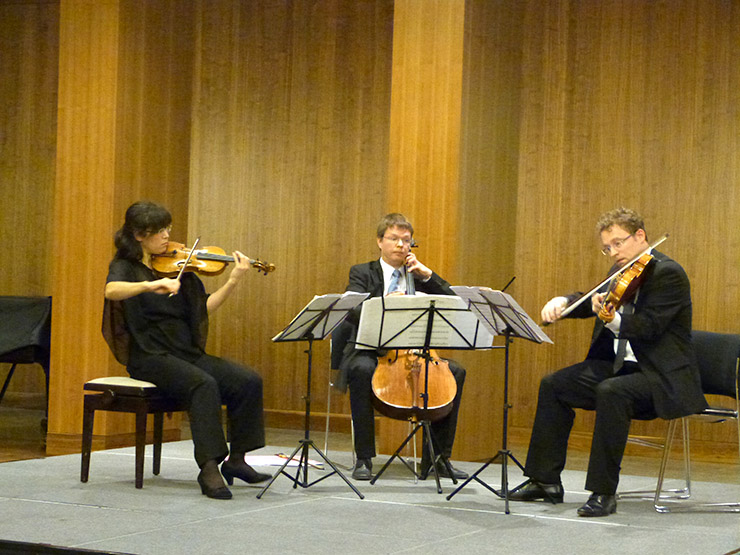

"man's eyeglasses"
[601, 234, 633, 256]
[383, 235, 412, 246]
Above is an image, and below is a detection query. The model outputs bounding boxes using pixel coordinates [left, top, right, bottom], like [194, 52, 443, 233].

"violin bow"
[556, 232, 669, 320]
[169, 236, 200, 297]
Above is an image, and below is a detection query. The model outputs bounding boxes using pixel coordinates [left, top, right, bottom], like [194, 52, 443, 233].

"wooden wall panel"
[6, 0, 739, 462]
[452, 0, 525, 460]
[188, 0, 394, 422]
[48, 0, 122, 451]
[114, 0, 194, 227]
[509, 0, 740, 452]
[387, 0, 465, 283]
[376, 0, 467, 455]
[47, 0, 196, 453]
[0, 1, 58, 397]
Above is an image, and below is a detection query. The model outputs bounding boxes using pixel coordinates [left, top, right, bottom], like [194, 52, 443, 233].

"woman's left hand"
[228, 251, 251, 283]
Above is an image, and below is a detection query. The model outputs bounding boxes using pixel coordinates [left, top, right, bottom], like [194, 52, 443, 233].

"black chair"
[0, 296, 52, 431]
[651, 330, 740, 512]
[80, 377, 187, 489]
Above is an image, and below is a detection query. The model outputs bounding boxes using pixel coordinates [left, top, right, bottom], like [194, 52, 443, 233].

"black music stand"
[257, 292, 368, 500]
[354, 294, 493, 494]
[446, 287, 551, 514]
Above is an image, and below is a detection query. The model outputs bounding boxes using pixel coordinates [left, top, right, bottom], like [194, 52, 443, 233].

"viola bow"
[545, 233, 669, 324]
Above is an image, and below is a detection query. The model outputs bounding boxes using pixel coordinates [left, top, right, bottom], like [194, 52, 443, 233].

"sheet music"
[355, 294, 494, 350]
[477, 289, 553, 344]
[451, 286, 506, 336]
[272, 291, 369, 342]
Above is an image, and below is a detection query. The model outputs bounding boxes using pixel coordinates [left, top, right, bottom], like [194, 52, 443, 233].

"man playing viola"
[509, 207, 706, 516]
[331, 213, 468, 481]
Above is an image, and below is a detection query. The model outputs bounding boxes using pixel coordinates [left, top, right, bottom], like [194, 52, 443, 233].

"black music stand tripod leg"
[258, 335, 363, 500]
[257, 438, 364, 499]
[445, 331, 525, 513]
[256, 440, 302, 499]
[490, 448, 527, 514]
[369, 420, 421, 486]
[446, 452, 501, 501]
[370, 418, 453, 494]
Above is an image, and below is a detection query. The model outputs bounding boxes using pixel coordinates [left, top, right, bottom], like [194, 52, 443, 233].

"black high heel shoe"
[197, 469, 232, 499]
[221, 461, 271, 485]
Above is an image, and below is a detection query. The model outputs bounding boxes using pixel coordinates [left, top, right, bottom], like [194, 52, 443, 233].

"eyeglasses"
[150, 225, 172, 235]
[383, 235, 412, 246]
[601, 234, 633, 256]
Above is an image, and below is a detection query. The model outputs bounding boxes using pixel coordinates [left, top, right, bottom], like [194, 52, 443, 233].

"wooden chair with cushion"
[80, 376, 187, 489]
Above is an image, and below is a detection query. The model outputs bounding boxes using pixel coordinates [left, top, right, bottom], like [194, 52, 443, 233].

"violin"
[370, 245, 457, 422]
[151, 241, 275, 278]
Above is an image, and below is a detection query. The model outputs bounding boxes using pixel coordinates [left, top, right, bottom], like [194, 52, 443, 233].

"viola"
[598, 252, 653, 320]
[370, 248, 457, 422]
[544, 233, 669, 325]
[151, 241, 275, 278]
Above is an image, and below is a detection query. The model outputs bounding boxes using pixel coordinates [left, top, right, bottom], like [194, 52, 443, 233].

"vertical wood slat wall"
[2, 0, 738, 462]
[376, 0, 466, 454]
[47, 0, 196, 452]
[187, 0, 394, 432]
[509, 0, 740, 453]
[48, 0, 122, 450]
[0, 1, 59, 398]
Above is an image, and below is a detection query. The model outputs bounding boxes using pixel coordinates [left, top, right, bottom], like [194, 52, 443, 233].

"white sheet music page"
[272, 291, 369, 342]
[450, 286, 506, 336]
[477, 289, 553, 344]
[355, 294, 493, 350]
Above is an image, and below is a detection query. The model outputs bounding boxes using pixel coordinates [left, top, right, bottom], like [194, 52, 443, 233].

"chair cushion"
[84, 376, 159, 396]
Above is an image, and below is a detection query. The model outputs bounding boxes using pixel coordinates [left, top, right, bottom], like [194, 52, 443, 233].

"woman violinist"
[103, 200, 269, 499]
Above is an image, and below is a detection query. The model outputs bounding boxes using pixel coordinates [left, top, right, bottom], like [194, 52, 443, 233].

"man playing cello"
[509, 207, 706, 516]
[331, 213, 468, 482]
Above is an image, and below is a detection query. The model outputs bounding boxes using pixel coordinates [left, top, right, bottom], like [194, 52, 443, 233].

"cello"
[370, 259, 457, 422]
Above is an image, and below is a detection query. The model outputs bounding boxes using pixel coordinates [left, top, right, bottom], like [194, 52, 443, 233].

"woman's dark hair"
[113, 201, 172, 261]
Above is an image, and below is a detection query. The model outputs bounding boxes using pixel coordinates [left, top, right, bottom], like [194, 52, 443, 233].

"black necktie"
[613, 302, 634, 372]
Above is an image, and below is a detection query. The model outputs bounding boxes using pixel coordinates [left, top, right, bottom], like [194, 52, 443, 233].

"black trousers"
[523, 359, 656, 494]
[129, 353, 265, 468]
[346, 350, 466, 461]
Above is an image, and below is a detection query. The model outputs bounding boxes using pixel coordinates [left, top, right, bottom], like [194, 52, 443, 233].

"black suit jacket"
[565, 250, 706, 419]
[331, 260, 455, 384]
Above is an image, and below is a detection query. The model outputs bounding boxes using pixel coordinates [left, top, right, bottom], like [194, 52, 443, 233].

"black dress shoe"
[508, 480, 564, 503]
[420, 460, 469, 480]
[197, 470, 232, 500]
[351, 458, 372, 481]
[577, 493, 616, 517]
